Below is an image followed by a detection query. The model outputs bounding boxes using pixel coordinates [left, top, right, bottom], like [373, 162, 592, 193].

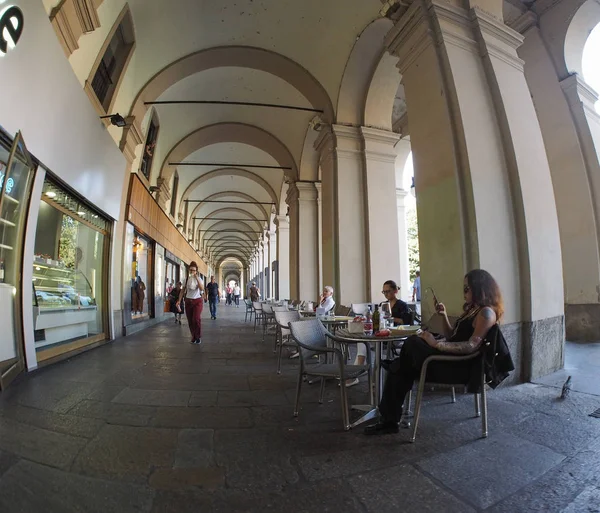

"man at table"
[318, 285, 336, 314]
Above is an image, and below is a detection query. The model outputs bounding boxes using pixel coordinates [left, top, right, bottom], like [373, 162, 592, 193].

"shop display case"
[32, 256, 97, 347]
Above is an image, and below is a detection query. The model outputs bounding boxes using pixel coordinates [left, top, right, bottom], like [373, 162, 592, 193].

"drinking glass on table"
[381, 302, 392, 328]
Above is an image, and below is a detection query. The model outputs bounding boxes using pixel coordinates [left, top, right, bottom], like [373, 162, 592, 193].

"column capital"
[314, 124, 362, 163]
[361, 127, 400, 164]
[561, 73, 600, 113]
[287, 181, 318, 203]
[274, 214, 290, 229]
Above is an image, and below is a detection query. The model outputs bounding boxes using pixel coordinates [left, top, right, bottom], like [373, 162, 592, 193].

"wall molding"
[50, 0, 102, 57]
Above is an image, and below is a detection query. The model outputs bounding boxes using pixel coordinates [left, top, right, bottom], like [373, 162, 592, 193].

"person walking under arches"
[178, 262, 205, 344]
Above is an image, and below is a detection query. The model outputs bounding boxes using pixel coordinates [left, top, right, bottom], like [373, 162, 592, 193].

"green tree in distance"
[406, 206, 420, 282]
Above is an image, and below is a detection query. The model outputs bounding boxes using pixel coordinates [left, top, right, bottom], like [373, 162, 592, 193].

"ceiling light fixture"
[45, 191, 56, 198]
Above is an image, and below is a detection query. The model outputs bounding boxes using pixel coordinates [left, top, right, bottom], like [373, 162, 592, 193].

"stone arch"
[336, 18, 394, 126]
[180, 167, 278, 209]
[122, 45, 335, 150]
[217, 254, 248, 267]
[565, 0, 600, 78]
[190, 191, 269, 221]
[205, 235, 256, 252]
[158, 122, 296, 213]
[196, 207, 266, 232]
[202, 227, 257, 249]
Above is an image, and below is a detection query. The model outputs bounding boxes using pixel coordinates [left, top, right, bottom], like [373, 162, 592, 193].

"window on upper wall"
[140, 116, 159, 180]
[88, 7, 135, 113]
[170, 172, 179, 218]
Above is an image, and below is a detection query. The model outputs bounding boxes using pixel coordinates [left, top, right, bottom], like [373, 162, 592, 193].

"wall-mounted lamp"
[176, 223, 184, 229]
[149, 185, 160, 193]
[410, 176, 416, 198]
[99, 113, 127, 127]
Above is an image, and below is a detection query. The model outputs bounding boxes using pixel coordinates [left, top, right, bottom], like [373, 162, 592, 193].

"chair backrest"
[288, 319, 329, 358]
[351, 303, 373, 316]
[335, 304, 351, 316]
[252, 301, 263, 311]
[272, 305, 288, 312]
[262, 303, 273, 314]
[274, 310, 301, 329]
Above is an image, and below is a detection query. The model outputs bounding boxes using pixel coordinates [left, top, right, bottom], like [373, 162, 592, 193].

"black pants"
[378, 336, 471, 424]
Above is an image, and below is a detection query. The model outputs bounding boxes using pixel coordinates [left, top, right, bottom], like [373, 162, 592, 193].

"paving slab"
[416, 431, 566, 509]
[0, 460, 155, 513]
[112, 388, 192, 407]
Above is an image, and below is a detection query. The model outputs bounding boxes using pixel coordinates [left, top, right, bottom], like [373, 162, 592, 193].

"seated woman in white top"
[319, 286, 336, 313]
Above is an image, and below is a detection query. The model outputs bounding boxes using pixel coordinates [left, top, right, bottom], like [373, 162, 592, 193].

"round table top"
[334, 327, 420, 341]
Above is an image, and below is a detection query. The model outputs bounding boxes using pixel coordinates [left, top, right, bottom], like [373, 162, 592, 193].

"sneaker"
[195, 338, 202, 344]
[174, 318, 178, 323]
[178, 319, 182, 324]
[345, 378, 360, 388]
[190, 339, 196, 344]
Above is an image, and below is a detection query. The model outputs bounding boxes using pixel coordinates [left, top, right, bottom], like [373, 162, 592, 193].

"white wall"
[0, 0, 127, 220]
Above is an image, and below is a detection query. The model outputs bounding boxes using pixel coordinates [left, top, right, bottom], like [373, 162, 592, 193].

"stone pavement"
[0, 305, 599, 512]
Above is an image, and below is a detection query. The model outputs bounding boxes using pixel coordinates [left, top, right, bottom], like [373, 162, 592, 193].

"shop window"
[88, 6, 135, 113]
[33, 178, 110, 362]
[0, 130, 36, 388]
[170, 171, 179, 218]
[140, 115, 159, 180]
[130, 231, 151, 319]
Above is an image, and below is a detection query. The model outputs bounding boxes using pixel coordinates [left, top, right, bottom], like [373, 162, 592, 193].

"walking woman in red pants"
[177, 261, 205, 344]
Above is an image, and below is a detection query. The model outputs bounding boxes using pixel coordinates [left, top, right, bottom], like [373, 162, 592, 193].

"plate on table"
[391, 325, 420, 333]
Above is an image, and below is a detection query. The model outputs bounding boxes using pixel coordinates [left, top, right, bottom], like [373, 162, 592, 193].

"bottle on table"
[364, 306, 373, 336]
[373, 304, 380, 332]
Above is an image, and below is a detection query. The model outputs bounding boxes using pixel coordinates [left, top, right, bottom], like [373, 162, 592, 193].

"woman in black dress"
[365, 269, 504, 435]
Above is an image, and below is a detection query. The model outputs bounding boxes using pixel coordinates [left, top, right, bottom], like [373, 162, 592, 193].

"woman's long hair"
[465, 269, 504, 321]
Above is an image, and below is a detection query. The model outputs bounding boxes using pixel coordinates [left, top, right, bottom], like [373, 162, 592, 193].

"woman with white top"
[233, 283, 241, 307]
[177, 261, 205, 344]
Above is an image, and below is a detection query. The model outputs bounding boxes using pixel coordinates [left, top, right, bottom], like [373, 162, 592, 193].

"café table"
[328, 326, 420, 429]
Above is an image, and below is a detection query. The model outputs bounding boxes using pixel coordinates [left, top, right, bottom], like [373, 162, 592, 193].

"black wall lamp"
[149, 186, 160, 193]
[99, 113, 127, 127]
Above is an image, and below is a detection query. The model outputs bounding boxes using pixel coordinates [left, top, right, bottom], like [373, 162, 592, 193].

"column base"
[565, 304, 600, 341]
[501, 315, 565, 383]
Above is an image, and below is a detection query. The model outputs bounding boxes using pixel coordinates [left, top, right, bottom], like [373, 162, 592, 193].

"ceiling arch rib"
[125, 46, 335, 139]
[216, 254, 249, 267]
[195, 207, 267, 232]
[181, 167, 279, 211]
[202, 225, 258, 247]
[205, 236, 256, 251]
[159, 122, 298, 189]
[191, 191, 270, 221]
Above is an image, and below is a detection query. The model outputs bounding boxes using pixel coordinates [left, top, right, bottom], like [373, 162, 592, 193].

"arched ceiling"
[70, 0, 384, 267]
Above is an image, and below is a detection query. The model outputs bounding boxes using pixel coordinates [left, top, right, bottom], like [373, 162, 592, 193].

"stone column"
[262, 235, 270, 299]
[315, 182, 324, 292]
[386, 1, 564, 380]
[275, 214, 291, 300]
[362, 127, 401, 302]
[287, 182, 319, 301]
[268, 230, 277, 299]
[315, 125, 367, 305]
[396, 188, 411, 301]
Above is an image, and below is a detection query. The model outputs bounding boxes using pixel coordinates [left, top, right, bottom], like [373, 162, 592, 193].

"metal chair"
[252, 301, 264, 332]
[288, 319, 371, 430]
[350, 303, 373, 316]
[261, 303, 278, 342]
[409, 325, 500, 443]
[335, 304, 351, 317]
[273, 310, 301, 373]
[244, 299, 254, 323]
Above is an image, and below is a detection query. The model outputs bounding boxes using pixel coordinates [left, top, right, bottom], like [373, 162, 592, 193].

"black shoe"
[364, 422, 399, 436]
[195, 338, 202, 344]
[381, 359, 394, 371]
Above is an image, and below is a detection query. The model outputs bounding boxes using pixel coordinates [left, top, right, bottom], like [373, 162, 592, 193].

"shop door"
[0, 132, 35, 390]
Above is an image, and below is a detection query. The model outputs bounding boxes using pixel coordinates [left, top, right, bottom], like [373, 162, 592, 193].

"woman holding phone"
[365, 269, 503, 435]
[178, 261, 205, 344]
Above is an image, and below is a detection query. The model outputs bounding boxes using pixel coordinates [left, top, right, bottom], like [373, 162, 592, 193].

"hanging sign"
[0, 5, 24, 54]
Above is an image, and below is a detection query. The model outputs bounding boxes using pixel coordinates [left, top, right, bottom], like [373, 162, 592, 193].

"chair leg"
[318, 377, 326, 404]
[474, 393, 481, 417]
[277, 338, 285, 375]
[481, 377, 488, 438]
[339, 374, 350, 431]
[451, 387, 456, 403]
[410, 373, 428, 443]
[273, 327, 280, 353]
[405, 389, 413, 415]
[294, 367, 303, 417]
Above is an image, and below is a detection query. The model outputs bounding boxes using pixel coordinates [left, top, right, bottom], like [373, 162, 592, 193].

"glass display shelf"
[32, 257, 97, 309]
